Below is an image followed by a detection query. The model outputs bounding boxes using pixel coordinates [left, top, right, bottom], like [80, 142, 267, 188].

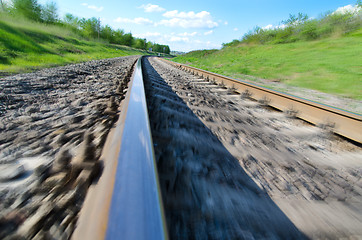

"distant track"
[162, 59, 362, 144]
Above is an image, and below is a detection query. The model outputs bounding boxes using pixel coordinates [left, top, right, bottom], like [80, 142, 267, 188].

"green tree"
[113, 29, 124, 44]
[0, 0, 6, 11]
[132, 38, 146, 49]
[283, 13, 309, 26]
[146, 41, 153, 51]
[79, 17, 99, 39]
[165, 45, 170, 54]
[120, 33, 133, 46]
[41, 1, 58, 24]
[11, 0, 42, 21]
[152, 44, 170, 53]
[63, 13, 80, 29]
[300, 19, 319, 40]
[100, 25, 114, 42]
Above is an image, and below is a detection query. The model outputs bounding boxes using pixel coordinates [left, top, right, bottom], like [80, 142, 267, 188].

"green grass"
[172, 32, 362, 100]
[0, 15, 148, 76]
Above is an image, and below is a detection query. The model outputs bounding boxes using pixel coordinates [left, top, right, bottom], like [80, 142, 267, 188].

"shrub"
[223, 3, 361, 46]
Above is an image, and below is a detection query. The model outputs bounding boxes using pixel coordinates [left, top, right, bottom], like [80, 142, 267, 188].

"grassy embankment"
[172, 19, 361, 100]
[0, 15, 148, 76]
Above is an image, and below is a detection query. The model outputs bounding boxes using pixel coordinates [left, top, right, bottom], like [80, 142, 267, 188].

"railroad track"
[73, 56, 362, 239]
[162, 59, 362, 144]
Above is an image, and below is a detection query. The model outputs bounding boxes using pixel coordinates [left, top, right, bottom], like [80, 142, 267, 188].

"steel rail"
[72, 57, 168, 240]
[161, 58, 362, 144]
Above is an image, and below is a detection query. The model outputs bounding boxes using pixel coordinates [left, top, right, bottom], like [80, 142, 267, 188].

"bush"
[300, 20, 319, 40]
[223, 4, 362, 46]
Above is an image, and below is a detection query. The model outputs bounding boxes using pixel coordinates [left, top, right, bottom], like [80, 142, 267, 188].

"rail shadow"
[142, 57, 308, 239]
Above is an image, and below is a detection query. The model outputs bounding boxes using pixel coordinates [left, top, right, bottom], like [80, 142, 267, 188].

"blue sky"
[37, 0, 357, 52]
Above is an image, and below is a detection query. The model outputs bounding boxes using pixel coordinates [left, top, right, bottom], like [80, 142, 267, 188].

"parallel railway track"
[73, 56, 362, 239]
[162, 59, 362, 144]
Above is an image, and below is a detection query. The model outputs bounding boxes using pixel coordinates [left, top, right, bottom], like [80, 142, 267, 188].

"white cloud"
[139, 3, 165, 13]
[162, 10, 210, 20]
[169, 36, 190, 42]
[134, 32, 161, 38]
[178, 32, 198, 37]
[333, 4, 361, 15]
[233, 28, 238, 31]
[278, 24, 287, 29]
[157, 18, 218, 29]
[224, 21, 228, 25]
[114, 17, 153, 25]
[158, 10, 218, 29]
[81, 3, 103, 12]
[204, 30, 213, 35]
[262, 23, 287, 30]
[262, 24, 273, 30]
[88, 5, 104, 12]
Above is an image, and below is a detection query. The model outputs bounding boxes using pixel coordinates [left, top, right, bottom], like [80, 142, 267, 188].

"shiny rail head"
[105, 57, 168, 240]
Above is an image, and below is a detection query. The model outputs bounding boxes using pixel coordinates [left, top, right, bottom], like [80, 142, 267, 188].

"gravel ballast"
[144, 56, 362, 239]
[0, 56, 138, 239]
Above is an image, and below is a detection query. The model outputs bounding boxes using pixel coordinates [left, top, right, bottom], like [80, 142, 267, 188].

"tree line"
[0, 0, 170, 54]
